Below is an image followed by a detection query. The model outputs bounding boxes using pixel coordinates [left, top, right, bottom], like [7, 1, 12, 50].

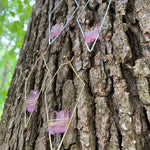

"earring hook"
[76, 0, 112, 52]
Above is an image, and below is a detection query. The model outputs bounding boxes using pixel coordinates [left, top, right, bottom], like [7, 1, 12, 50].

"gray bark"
[0, 0, 150, 150]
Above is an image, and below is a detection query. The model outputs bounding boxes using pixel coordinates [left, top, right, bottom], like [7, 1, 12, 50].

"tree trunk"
[0, 0, 150, 150]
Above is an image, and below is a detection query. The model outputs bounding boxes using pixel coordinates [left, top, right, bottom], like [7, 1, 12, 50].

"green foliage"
[0, 0, 35, 120]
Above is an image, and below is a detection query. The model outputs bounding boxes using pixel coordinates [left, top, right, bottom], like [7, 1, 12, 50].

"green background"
[0, 0, 35, 119]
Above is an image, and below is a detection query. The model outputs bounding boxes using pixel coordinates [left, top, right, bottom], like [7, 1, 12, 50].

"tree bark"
[0, 0, 150, 150]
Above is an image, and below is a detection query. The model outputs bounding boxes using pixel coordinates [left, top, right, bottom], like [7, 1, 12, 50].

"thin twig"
[44, 62, 67, 150]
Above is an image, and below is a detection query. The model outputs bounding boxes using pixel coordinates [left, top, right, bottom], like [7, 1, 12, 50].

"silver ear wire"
[76, 0, 112, 52]
[49, 0, 79, 45]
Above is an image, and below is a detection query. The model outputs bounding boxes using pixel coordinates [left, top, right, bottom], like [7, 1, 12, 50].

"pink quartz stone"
[50, 23, 63, 40]
[48, 109, 69, 135]
[26, 90, 39, 112]
[85, 26, 99, 43]
[85, 29, 91, 43]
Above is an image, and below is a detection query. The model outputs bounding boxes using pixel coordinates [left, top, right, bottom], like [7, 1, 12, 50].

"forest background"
[0, 0, 35, 119]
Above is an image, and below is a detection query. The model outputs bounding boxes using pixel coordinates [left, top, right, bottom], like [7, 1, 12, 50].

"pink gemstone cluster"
[26, 90, 39, 112]
[48, 109, 69, 135]
[85, 26, 99, 43]
[50, 23, 64, 40]
[26, 90, 69, 134]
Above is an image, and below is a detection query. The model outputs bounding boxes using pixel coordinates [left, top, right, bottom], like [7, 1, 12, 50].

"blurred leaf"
[1, 15, 5, 21]
[10, 11, 15, 17]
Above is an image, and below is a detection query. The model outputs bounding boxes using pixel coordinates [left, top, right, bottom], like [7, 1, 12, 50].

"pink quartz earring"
[24, 52, 49, 128]
[48, 109, 69, 135]
[49, 0, 79, 45]
[76, 0, 112, 52]
[44, 56, 85, 150]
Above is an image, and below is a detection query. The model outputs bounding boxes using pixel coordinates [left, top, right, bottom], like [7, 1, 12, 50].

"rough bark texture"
[0, 0, 150, 150]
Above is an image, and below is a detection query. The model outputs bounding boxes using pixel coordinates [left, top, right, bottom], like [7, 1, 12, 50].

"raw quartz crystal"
[48, 109, 69, 135]
[50, 23, 64, 40]
[26, 90, 39, 112]
[85, 26, 99, 43]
